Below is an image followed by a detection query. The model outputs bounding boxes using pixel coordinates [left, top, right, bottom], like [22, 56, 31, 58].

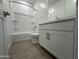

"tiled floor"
[9, 39, 56, 59]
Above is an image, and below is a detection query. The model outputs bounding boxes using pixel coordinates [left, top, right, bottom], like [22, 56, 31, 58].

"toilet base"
[31, 38, 39, 44]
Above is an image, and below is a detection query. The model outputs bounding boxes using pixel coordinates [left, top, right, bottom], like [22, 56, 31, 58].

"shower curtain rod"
[9, 1, 39, 11]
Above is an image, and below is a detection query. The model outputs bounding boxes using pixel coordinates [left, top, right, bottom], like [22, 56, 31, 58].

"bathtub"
[12, 32, 31, 42]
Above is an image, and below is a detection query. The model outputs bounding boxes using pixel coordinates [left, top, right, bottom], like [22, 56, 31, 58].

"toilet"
[30, 33, 39, 44]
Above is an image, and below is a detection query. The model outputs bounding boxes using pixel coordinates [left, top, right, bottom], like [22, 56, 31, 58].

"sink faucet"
[55, 16, 60, 20]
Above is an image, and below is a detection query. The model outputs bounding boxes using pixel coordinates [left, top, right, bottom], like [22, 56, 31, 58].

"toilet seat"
[30, 33, 39, 36]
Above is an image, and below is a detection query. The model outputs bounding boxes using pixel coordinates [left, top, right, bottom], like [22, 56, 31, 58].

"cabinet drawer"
[40, 20, 74, 31]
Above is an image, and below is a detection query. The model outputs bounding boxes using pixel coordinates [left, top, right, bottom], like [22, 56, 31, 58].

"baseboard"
[0, 56, 9, 59]
[38, 43, 57, 59]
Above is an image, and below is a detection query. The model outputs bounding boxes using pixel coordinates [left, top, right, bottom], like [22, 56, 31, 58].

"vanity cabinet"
[39, 18, 75, 59]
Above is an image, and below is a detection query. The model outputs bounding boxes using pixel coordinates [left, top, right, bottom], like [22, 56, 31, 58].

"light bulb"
[40, 3, 46, 8]
[75, 0, 76, 2]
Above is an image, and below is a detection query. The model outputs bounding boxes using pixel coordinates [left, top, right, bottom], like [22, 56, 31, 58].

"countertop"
[39, 16, 76, 25]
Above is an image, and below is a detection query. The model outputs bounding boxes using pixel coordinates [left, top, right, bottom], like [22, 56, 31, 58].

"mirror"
[48, 0, 76, 21]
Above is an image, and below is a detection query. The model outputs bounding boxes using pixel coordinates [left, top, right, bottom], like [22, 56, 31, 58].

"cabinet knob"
[55, 16, 60, 20]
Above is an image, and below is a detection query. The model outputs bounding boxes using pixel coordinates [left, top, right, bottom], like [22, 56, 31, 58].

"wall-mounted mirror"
[48, 0, 76, 21]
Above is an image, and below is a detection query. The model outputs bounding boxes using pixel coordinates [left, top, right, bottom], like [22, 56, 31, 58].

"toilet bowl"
[30, 33, 39, 37]
[30, 33, 39, 44]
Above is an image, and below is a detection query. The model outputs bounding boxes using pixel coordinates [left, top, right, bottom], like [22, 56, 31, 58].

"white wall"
[31, 0, 48, 32]
[10, 1, 35, 34]
[13, 14, 33, 33]
[11, 0, 48, 34]
[34, 0, 48, 24]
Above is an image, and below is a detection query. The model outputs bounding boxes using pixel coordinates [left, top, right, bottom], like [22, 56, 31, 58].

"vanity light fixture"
[75, 0, 77, 2]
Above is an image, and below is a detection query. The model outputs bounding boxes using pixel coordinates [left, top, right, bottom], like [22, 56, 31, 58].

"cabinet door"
[0, 19, 5, 56]
[39, 30, 47, 48]
[46, 30, 73, 59]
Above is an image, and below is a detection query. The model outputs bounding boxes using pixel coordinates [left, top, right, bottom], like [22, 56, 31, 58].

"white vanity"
[39, 16, 75, 59]
[39, 0, 76, 58]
